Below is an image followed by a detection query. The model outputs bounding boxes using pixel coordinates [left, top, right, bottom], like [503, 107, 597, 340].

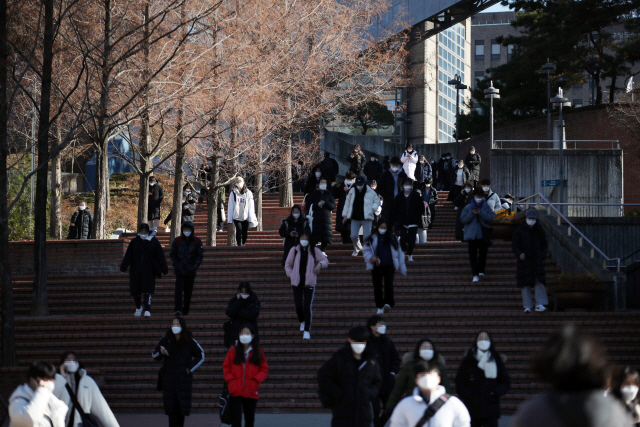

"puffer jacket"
[169, 222, 204, 277]
[9, 384, 68, 427]
[284, 245, 329, 287]
[511, 221, 549, 288]
[225, 292, 261, 344]
[465, 152, 482, 181]
[148, 182, 164, 220]
[69, 209, 93, 239]
[401, 150, 418, 180]
[485, 191, 502, 213]
[449, 166, 471, 187]
[228, 188, 258, 227]
[307, 189, 335, 244]
[392, 190, 430, 228]
[342, 186, 380, 221]
[363, 160, 384, 183]
[460, 199, 495, 241]
[362, 233, 407, 275]
[333, 183, 351, 233]
[223, 345, 269, 400]
[386, 353, 451, 411]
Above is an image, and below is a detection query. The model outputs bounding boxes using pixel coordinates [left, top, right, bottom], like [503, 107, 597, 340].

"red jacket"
[222, 345, 269, 399]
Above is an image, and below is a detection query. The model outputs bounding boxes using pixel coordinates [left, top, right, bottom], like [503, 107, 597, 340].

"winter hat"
[355, 176, 366, 186]
[526, 209, 538, 219]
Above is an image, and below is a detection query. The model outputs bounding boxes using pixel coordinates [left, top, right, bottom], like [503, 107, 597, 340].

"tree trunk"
[227, 115, 237, 246]
[49, 123, 62, 240]
[171, 102, 185, 241]
[255, 129, 263, 231]
[32, 0, 55, 317]
[137, 2, 151, 228]
[0, 0, 17, 366]
[279, 136, 293, 207]
[609, 73, 617, 104]
[205, 156, 219, 246]
[595, 72, 603, 105]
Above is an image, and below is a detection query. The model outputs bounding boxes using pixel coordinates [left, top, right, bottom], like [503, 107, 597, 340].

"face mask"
[420, 161, 425, 165]
[376, 325, 386, 335]
[447, 156, 451, 160]
[183, 230, 192, 237]
[470, 151, 476, 155]
[425, 184, 431, 188]
[390, 166, 400, 173]
[150, 182, 156, 186]
[420, 349, 434, 361]
[138, 233, 148, 239]
[622, 386, 639, 402]
[42, 380, 55, 393]
[351, 343, 366, 355]
[300, 240, 309, 247]
[371, 158, 377, 162]
[507, 199, 514, 204]
[292, 213, 300, 219]
[239, 334, 252, 344]
[237, 182, 244, 189]
[240, 294, 250, 300]
[172, 326, 182, 335]
[345, 180, 354, 186]
[64, 361, 79, 373]
[418, 374, 440, 391]
[78, 206, 86, 210]
[458, 165, 464, 169]
[319, 183, 327, 190]
[482, 186, 490, 192]
[379, 228, 387, 235]
[474, 197, 484, 203]
[477, 340, 491, 351]
[464, 188, 472, 193]
[315, 172, 322, 178]
[371, 186, 377, 191]
[356, 185, 364, 191]
[430, 161, 435, 164]
[526, 219, 537, 226]
[404, 186, 413, 192]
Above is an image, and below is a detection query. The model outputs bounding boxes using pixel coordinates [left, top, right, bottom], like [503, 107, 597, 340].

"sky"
[480, 3, 512, 13]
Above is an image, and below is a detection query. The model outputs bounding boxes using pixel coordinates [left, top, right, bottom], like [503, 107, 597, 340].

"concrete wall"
[570, 217, 640, 265]
[491, 149, 624, 217]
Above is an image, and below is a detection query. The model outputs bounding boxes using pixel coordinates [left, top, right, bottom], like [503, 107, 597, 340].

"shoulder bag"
[414, 394, 451, 427]
[65, 383, 99, 427]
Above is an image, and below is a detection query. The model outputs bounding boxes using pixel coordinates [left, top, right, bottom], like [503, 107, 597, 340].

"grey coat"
[460, 200, 495, 241]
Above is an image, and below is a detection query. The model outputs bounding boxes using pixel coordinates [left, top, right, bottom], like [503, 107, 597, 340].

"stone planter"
[551, 290, 605, 312]
[490, 223, 518, 241]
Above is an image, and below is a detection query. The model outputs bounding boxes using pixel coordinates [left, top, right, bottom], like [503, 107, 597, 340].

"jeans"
[468, 239, 489, 275]
[522, 280, 549, 309]
[372, 265, 395, 309]
[175, 275, 195, 314]
[234, 220, 249, 246]
[351, 219, 372, 252]
[230, 396, 258, 427]
[416, 229, 427, 243]
[399, 226, 418, 255]
[293, 286, 315, 332]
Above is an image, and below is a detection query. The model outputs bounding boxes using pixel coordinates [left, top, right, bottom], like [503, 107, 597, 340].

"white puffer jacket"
[485, 191, 502, 213]
[228, 188, 258, 228]
[53, 371, 119, 427]
[401, 150, 418, 180]
[389, 386, 471, 427]
[9, 384, 68, 427]
[343, 186, 380, 221]
[362, 233, 407, 275]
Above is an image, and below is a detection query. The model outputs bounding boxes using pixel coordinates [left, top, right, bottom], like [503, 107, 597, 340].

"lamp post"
[448, 74, 467, 160]
[484, 81, 500, 149]
[542, 59, 555, 148]
[550, 88, 571, 215]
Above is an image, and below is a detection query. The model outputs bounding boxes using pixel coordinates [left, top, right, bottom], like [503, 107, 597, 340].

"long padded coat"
[120, 235, 168, 295]
[148, 183, 164, 220]
[511, 221, 549, 288]
[307, 189, 336, 245]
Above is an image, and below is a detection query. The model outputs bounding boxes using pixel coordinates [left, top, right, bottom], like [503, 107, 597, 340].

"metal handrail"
[516, 203, 640, 206]
[494, 139, 619, 149]
[516, 193, 621, 272]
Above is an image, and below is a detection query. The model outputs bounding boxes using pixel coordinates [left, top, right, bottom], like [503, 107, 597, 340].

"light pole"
[448, 74, 467, 160]
[550, 88, 571, 216]
[542, 59, 555, 148]
[484, 81, 500, 149]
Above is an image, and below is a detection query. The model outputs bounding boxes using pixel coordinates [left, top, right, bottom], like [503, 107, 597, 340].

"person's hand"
[314, 264, 321, 275]
[70, 222, 74, 226]
[520, 253, 526, 261]
[349, 153, 354, 158]
[183, 205, 189, 209]
[318, 201, 325, 207]
[371, 256, 378, 263]
[473, 208, 479, 215]
[160, 346, 169, 356]
[237, 292, 242, 299]
[148, 192, 152, 196]
[342, 217, 348, 224]
[59, 363, 67, 375]
[186, 368, 191, 375]
[290, 231, 298, 237]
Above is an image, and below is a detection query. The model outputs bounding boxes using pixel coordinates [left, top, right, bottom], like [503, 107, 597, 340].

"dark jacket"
[225, 291, 261, 344]
[348, 151, 365, 175]
[415, 162, 432, 183]
[454, 185, 474, 241]
[423, 187, 438, 230]
[69, 209, 93, 239]
[152, 335, 205, 416]
[120, 235, 169, 295]
[308, 189, 336, 244]
[333, 183, 352, 233]
[392, 190, 429, 228]
[436, 158, 452, 182]
[363, 160, 383, 183]
[148, 183, 164, 220]
[455, 349, 511, 419]
[378, 170, 407, 219]
[511, 222, 549, 288]
[181, 199, 196, 223]
[169, 222, 204, 277]
[465, 152, 482, 181]
[386, 354, 451, 411]
[320, 158, 340, 183]
[317, 345, 382, 427]
[304, 171, 322, 201]
[368, 334, 400, 397]
[279, 205, 310, 265]
[449, 166, 471, 186]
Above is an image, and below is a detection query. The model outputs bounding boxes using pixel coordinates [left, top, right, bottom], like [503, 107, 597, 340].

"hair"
[324, 152, 331, 158]
[403, 177, 414, 185]
[531, 325, 610, 392]
[313, 165, 322, 173]
[469, 330, 500, 363]
[28, 361, 56, 381]
[235, 176, 247, 194]
[405, 143, 413, 150]
[149, 176, 157, 182]
[354, 144, 361, 149]
[345, 171, 356, 180]
[366, 315, 384, 330]
[233, 323, 263, 366]
[237, 282, 252, 294]
[370, 180, 377, 186]
[425, 177, 433, 184]
[365, 221, 399, 249]
[348, 326, 370, 342]
[611, 366, 640, 404]
[470, 146, 476, 151]
[481, 179, 491, 185]
[78, 200, 87, 206]
[317, 176, 328, 184]
[414, 360, 441, 377]
[289, 204, 305, 224]
[473, 188, 485, 197]
[165, 315, 193, 348]
[413, 338, 441, 364]
[457, 158, 464, 164]
[138, 223, 150, 233]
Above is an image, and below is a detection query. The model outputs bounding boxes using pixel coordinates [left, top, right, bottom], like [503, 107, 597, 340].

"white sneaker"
[144, 311, 151, 317]
[472, 276, 480, 282]
[524, 308, 531, 313]
[303, 331, 311, 340]
[479, 273, 485, 277]
[383, 304, 391, 313]
[352, 250, 360, 257]
[454, 207, 459, 210]
[408, 255, 414, 262]
[134, 308, 142, 317]
[535, 305, 547, 312]
[377, 308, 384, 314]
[322, 252, 328, 257]
[300, 322, 305, 332]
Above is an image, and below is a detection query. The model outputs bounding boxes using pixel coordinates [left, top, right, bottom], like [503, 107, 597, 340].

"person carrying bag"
[63, 384, 98, 427]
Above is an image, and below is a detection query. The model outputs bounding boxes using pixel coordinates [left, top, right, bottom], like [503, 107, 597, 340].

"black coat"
[465, 152, 482, 181]
[69, 209, 93, 239]
[120, 236, 169, 295]
[436, 158, 452, 182]
[423, 187, 438, 229]
[368, 334, 401, 397]
[455, 349, 511, 419]
[392, 190, 429, 228]
[279, 216, 310, 265]
[415, 162, 432, 183]
[308, 189, 336, 244]
[320, 158, 340, 183]
[317, 345, 382, 427]
[332, 184, 351, 232]
[153, 335, 205, 416]
[148, 183, 164, 220]
[511, 222, 549, 288]
[378, 170, 407, 219]
[304, 173, 321, 201]
[169, 233, 204, 277]
[454, 191, 474, 241]
[363, 161, 383, 183]
[225, 292, 261, 343]
[348, 151, 365, 175]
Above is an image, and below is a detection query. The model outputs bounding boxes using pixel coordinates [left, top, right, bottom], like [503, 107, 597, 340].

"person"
[500, 193, 515, 213]
[422, 177, 439, 236]
[364, 153, 384, 183]
[303, 165, 323, 209]
[222, 324, 269, 427]
[454, 181, 475, 241]
[148, 176, 164, 232]
[67, 201, 93, 240]
[465, 146, 481, 188]
[225, 282, 261, 348]
[611, 367, 640, 425]
[293, 160, 306, 193]
[460, 188, 495, 282]
[120, 223, 169, 317]
[169, 221, 204, 315]
[455, 331, 510, 427]
[228, 177, 258, 247]
[400, 143, 418, 181]
[164, 193, 197, 227]
[306, 176, 336, 255]
[362, 221, 407, 314]
[317, 326, 382, 427]
[152, 316, 205, 427]
[348, 144, 365, 176]
[448, 158, 470, 202]
[393, 177, 429, 262]
[320, 152, 340, 184]
[279, 205, 309, 266]
[415, 155, 432, 188]
[430, 157, 441, 190]
[9, 361, 68, 427]
[284, 232, 329, 339]
[511, 325, 633, 427]
[342, 175, 380, 256]
[382, 155, 391, 172]
[390, 360, 471, 427]
[378, 156, 407, 221]
[437, 153, 453, 191]
[333, 172, 356, 244]
[366, 315, 401, 427]
[370, 180, 378, 192]
[480, 179, 502, 213]
[52, 351, 119, 427]
[386, 339, 451, 413]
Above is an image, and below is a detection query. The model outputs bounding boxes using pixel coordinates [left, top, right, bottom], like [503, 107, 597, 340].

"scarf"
[475, 349, 497, 379]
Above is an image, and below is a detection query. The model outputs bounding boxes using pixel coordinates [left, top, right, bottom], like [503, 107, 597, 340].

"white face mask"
[292, 213, 300, 219]
[404, 186, 413, 192]
[458, 164, 464, 169]
[464, 188, 472, 193]
[237, 182, 244, 189]
[526, 218, 537, 226]
[507, 199, 514, 204]
[622, 386, 639, 402]
[418, 374, 440, 391]
[390, 166, 400, 173]
[300, 240, 309, 247]
[149, 182, 156, 186]
[315, 172, 322, 178]
[172, 326, 182, 335]
[420, 160, 425, 164]
[240, 294, 249, 299]
[378, 228, 387, 235]
[356, 185, 364, 191]
[376, 325, 386, 335]
[470, 151, 476, 155]
[345, 180, 354, 186]
[482, 186, 490, 192]
[64, 361, 79, 373]
[78, 206, 86, 210]
[183, 230, 192, 237]
[42, 380, 55, 393]
[351, 343, 366, 355]
[239, 334, 252, 344]
[477, 340, 491, 351]
[371, 158, 377, 162]
[474, 197, 484, 203]
[138, 233, 149, 239]
[420, 349, 434, 361]
[425, 184, 431, 188]
[319, 183, 327, 190]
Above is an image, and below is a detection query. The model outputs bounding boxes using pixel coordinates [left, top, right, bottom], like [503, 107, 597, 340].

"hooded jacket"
[393, 190, 430, 228]
[307, 189, 336, 244]
[120, 234, 169, 295]
[460, 199, 495, 241]
[9, 384, 68, 427]
[52, 371, 119, 427]
[68, 209, 93, 240]
[223, 345, 269, 400]
[368, 333, 401, 397]
[389, 386, 471, 427]
[363, 159, 384, 183]
[228, 187, 258, 227]
[225, 290, 261, 344]
[362, 233, 407, 275]
[343, 185, 380, 221]
[284, 245, 329, 287]
[169, 221, 204, 277]
[386, 353, 451, 411]
[484, 190, 502, 213]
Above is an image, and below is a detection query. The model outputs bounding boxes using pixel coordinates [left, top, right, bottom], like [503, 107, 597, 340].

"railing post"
[568, 227, 571, 236]
[557, 216, 561, 226]
[591, 248, 595, 259]
[579, 237, 583, 247]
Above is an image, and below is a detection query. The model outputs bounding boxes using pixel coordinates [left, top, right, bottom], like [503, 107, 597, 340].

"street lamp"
[550, 87, 571, 215]
[542, 59, 555, 148]
[448, 73, 467, 160]
[484, 81, 500, 149]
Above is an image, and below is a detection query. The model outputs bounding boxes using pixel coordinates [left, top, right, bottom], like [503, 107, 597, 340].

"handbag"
[219, 382, 232, 425]
[223, 321, 234, 349]
[65, 383, 99, 427]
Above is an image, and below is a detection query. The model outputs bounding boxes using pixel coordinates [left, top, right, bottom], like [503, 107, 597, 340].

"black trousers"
[471, 417, 498, 427]
[133, 294, 152, 311]
[372, 391, 392, 427]
[372, 265, 395, 309]
[230, 396, 258, 427]
[399, 227, 418, 255]
[168, 397, 184, 427]
[175, 275, 195, 314]
[468, 239, 489, 275]
[339, 230, 350, 244]
[293, 285, 315, 332]
[234, 220, 249, 246]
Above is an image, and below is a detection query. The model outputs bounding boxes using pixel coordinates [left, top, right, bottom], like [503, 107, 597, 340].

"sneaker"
[303, 331, 311, 340]
[134, 308, 142, 317]
[535, 305, 547, 312]
[376, 308, 384, 314]
[383, 304, 391, 313]
[352, 250, 360, 257]
[144, 311, 151, 317]
[479, 273, 485, 277]
[300, 322, 305, 332]
[322, 252, 328, 257]
[408, 255, 414, 262]
[454, 207, 459, 211]
[174, 311, 182, 316]
[472, 276, 480, 282]
[524, 308, 531, 313]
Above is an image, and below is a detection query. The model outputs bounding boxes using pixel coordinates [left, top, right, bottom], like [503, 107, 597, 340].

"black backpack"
[219, 383, 232, 425]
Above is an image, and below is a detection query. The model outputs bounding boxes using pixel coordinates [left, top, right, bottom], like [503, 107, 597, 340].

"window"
[507, 44, 514, 59]
[491, 39, 500, 60]
[475, 71, 484, 88]
[475, 40, 484, 60]
[573, 99, 583, 108]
